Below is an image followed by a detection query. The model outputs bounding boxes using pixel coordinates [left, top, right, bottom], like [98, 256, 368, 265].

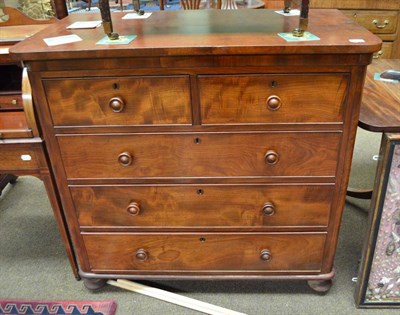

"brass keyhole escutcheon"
[197, 189, 204, 195]
[194, 137, 202, 144]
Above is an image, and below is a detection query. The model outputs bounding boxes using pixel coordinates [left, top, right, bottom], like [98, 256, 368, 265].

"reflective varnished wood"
[10, 10, 381, 290]
[358, 59, 400, 133]
[10, 10, 381, 60]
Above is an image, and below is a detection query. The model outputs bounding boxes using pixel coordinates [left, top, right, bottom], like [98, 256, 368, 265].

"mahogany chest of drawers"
[11, 9, 381, 292]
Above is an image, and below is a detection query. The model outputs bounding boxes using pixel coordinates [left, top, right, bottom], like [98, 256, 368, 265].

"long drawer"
[43, 76, 192, 126]
[342, 10, 398, 34]
[0, 143, 38, 170]
[82, 232, 326, 272]
[71, 184, 334, 228]
[57, 132, 340, 179]
[199, 74, 348, 124]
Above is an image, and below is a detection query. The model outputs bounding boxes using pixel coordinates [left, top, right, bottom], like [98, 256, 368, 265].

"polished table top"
[10, 9, 381, 61]
[0, 24, 49, 64]
[359, 59, 400, 133]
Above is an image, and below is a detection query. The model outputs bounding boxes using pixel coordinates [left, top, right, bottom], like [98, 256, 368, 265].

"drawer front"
[199, 74, 348, 124]
[58, 132, 340, 179]
[343, 10, 398, 34]
[373, 42, 393, 59]
[0, 111, 32, 139]
[43, 76, 192, 126]
[0, 94, 23, 110]
[71, 184, 334, 228]
[0, 145, 38, 170]
[83, 233, 326, 272]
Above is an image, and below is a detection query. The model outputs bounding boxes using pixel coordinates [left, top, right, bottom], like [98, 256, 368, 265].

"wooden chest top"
[10, 9, 381, 61]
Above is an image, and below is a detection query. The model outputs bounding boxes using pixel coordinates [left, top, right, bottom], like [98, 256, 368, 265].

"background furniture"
[0, 5, 79, 278]
[11, 9, 380, 291]
[0, 7, 50, 195]
[311, 0, 400, 58]
[354, 59, 400, 307]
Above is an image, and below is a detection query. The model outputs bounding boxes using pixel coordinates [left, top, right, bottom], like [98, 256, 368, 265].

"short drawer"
[0, 144, 38, 170]
[199, 74, 348, 124]
[0, 112, 32, 139]
[71, 184, 334, 228]
[343, 10, 398, 34]
[82, 232, 326, 272]
[58, 132, 340, 179]
[43, 76, 192, 126]
[0, 94, 23, 110]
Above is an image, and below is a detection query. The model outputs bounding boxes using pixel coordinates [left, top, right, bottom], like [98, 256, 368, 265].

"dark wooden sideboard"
[11, 9, 381, 291]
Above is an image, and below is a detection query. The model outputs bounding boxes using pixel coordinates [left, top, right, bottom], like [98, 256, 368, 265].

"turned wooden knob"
[264, 150, 279, 165]
[127, 202, 141, 216]
[260, 249, 272, 261]
[118, 152, 133, 166]
[262, 203, 275, 216]
[135, 249, 148, 261]
[109, 97, 125, 113]
[266, 95, 281, 111]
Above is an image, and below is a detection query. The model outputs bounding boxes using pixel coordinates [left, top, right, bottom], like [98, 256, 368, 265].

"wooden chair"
[182, 0, 221, 9]
[181, 0, 201, 9]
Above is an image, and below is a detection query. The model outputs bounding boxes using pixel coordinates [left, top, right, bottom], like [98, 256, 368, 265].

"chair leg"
[0, 174, 18, 196]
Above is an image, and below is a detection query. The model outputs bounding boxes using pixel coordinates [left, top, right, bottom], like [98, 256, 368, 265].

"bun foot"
[307, 279, 332, 294]
[83, 278, 107, 290]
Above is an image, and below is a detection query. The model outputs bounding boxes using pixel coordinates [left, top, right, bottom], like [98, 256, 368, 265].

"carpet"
[0, 299, 117, 315]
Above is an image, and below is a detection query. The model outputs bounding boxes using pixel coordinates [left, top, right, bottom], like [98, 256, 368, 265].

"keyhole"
[112, 83, 120, 90]
[196, 189, 204, 195]
[199, 237, 206, 242]
[194, 137, 201, 144]
[271, 80, 277, 88]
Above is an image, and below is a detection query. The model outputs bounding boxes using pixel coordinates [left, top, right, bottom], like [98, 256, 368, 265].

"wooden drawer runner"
[71, 184, 334, 228]
[199, 74, 348, 124]
[58, 132, 340, 179]
[43, 76, 192, 126]
[0, 144, 38, 170]
[343, 10, 398, 34]
[82, 232, 326, 272]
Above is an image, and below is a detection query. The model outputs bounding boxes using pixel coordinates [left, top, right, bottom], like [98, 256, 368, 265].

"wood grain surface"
[57, 132, 340, 179]
[199, 73, 348, 124]
[358, 59, 400, 132]
[82, 232, 326, 272]
[44, 76, 192, 126]
[71, 184, 334, 228]
[10, 10, 381, 60]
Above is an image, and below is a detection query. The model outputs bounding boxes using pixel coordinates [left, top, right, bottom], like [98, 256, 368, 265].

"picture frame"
[355, 133, 400, 307]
